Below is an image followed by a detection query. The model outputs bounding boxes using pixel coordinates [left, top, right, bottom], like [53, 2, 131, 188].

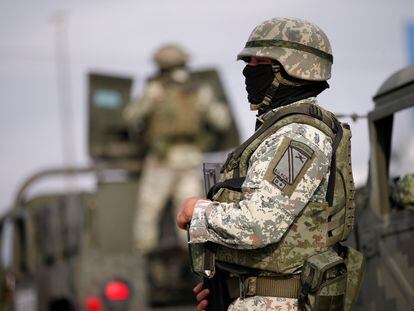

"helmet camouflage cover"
[393, 173, 414, 211]
[237, 17, 333, 81]
[153, 44, 189, 69]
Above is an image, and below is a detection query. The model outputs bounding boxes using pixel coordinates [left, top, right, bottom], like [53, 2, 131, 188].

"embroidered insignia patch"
[271, 140, 314, 191]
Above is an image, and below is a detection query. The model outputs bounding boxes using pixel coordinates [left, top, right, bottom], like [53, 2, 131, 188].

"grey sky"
[1, 0, 414, 213]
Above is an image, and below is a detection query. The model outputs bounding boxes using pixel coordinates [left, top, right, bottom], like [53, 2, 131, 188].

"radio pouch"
[300, 249, 347, 311]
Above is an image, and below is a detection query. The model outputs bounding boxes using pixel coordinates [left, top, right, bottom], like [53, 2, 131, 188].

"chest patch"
[265, 139, 315, 195]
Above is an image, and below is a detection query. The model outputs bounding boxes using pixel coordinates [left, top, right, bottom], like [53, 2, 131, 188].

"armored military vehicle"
[0, 166, 149, 311]
[353, 65, 414, 310]
[0, 72, 148, 311]
[0, 70, 239, 311]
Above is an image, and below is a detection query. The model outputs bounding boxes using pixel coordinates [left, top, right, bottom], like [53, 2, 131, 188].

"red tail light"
[85, 296, 103, 311]
[104, 281, 130, 301]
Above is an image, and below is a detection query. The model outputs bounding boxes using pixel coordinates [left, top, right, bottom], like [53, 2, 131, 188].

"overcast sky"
[1, 0, 414, 214]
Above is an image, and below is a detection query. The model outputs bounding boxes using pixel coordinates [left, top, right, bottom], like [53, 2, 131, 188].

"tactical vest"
[146, 79, 205, 155]
[209, 100, 356, 274]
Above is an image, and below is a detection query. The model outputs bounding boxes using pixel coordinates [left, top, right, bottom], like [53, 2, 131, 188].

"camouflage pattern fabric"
[189, 99, 334, 309]
[228, 296, 298, 311]
[124, 71, 230, 157]
[203, 98, 357, 275]
[153, 44, 189, 69]
[134, 153, 203, 253]
[343, 247, 365, 311]
[237, 17, 333, 81]
[392, 173, 414, 211]
[189, 109, 332, 249]
[300, 250, 347, 310]
[127, 69, 231, 254]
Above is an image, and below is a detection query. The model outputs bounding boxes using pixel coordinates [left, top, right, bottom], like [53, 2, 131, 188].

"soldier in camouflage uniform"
[125, 44, 231, 254]
[177, 18, 364, 311]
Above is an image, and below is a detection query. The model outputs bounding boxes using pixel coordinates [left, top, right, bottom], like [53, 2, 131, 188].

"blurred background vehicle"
[0, 69, 240, 311]
[350, 65, 414, 310]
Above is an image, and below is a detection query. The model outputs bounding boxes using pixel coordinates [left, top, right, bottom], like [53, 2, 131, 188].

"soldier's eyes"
[256, 59, 271, 64]
[242, 57, 271, 65]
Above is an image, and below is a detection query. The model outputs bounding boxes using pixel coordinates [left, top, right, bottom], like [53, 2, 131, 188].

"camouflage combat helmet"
[237, 17, 333, 81]
[153, 44, 189, 70]
[393, 173, 414, 211]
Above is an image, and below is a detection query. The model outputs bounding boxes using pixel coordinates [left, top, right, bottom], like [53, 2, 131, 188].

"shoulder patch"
[264, 139, 315, 195]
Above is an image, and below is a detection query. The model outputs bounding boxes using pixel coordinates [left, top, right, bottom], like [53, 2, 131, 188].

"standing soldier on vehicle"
[177, 18, 364, 311]
[124, 44, 231, 254]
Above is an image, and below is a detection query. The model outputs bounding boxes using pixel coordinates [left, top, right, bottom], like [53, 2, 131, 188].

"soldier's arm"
[188, 123, 332, 249]
[198, 85, 231, 131]
[123, 81, 161, 127]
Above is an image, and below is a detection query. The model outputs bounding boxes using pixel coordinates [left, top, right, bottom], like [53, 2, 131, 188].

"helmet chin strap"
[249, 76, 279, 110]
[249, 64, 304, 111]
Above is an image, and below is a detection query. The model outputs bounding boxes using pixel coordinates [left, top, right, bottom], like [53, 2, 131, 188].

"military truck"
[0, 70, 148, 311]
[0, 166, 150, 311]
[352, 65, 414, 310]
[0, 70, 240, 311]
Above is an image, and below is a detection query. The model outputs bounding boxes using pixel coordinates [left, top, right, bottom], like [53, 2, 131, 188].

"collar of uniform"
[255, 97, 319, 126]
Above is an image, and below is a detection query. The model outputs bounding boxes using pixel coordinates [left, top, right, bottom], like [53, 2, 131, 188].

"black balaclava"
[243, 64, 274, 105]
[243, 63, 329, 128]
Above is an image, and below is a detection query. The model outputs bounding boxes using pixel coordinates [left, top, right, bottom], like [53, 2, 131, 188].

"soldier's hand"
[193, 282, 209, 311]
[176, 197, 204, 230]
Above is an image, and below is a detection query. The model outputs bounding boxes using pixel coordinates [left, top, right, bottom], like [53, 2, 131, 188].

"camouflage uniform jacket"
[124, 72, 231, 162]
[124, 73, 230, 137]
[189, 97, 333, 310]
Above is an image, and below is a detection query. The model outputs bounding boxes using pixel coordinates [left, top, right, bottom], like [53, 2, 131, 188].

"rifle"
[188, 163, 231, 311]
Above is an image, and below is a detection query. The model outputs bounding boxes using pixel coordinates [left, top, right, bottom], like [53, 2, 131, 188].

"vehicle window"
[93, 89, 122, 109]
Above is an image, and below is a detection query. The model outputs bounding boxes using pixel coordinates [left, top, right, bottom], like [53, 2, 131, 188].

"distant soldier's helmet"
[153, 44, 189, 70]
[393, 173, 414, 211]
[237, 17, 333, 81]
